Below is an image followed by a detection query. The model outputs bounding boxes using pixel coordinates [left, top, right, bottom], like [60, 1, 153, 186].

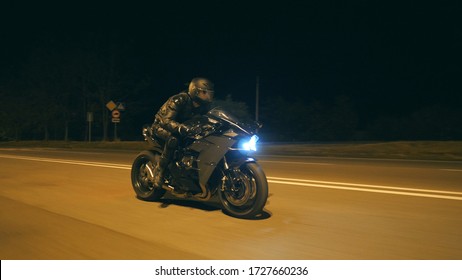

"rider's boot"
[152, 154, 168, 188]
[151, 165, 163, 188]
[152, 136, 177, 189]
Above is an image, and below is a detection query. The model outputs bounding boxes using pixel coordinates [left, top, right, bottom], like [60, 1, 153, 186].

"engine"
[168, 153, 201, 193]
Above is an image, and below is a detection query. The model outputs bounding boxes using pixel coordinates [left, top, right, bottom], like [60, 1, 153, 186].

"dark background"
[1, 1, 461, 141]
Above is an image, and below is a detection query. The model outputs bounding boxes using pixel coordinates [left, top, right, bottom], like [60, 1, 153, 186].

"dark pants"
[151, 125, 178, 170]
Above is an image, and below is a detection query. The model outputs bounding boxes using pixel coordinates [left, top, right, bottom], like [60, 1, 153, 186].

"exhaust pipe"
[162, 183, 211, 200]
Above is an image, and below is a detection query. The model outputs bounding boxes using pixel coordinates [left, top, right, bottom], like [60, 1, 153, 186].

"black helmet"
[188, 77, 214, 104]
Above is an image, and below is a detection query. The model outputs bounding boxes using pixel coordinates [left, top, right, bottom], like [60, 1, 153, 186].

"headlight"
[240, 135, 259, 151]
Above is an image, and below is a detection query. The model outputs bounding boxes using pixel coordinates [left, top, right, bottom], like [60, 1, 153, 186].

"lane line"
[260, 160, 332, 166]
[1, 153, 461, 201]
[0, 154, 131, 170]
[267, 176, 462, 196]
[267, 180, 462, 201]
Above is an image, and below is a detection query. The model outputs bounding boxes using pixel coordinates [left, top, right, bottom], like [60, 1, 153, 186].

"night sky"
[1, 1, 461, 140]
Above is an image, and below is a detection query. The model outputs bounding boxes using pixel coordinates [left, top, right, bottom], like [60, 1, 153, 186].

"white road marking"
[260, 160, 332, 165]
[267, 176, 462, 196]
[0, 154, 131, 170]
[1, 153, 461, 201]
[267, 179, 462, 201]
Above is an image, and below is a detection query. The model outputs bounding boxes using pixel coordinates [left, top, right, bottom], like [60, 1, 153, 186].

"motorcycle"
[131, 107, 268, 218]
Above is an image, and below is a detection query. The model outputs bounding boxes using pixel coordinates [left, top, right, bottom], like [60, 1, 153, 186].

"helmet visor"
[197, 88, 214, 102]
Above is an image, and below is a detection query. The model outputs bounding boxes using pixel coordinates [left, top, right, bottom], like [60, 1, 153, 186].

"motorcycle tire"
[219, 162, 268, 219]
[131, 150, 166, 201]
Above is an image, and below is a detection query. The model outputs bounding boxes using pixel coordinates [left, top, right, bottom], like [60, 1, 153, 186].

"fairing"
[189, 135, 236, 188]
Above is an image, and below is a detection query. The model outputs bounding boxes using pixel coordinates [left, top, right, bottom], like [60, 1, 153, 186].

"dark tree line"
[2, 1, 462, 142]
[1, 35, 149, 141]
[1, 41, 461, 142]
[259, 95, 462, 142]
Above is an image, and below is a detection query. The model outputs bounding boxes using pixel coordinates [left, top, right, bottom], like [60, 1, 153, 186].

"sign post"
[87, 112, 93, 142]
[106, 100, 125, 141]
[111, 109, 120, 141]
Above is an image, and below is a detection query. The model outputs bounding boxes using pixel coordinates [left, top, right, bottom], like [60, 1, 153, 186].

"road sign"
[106, 100, 117, 111]
[111, 110, 120, 118]
[112, 118, 120, 123]
[117, 102, 126, 111]
[86, 112, 94, 122]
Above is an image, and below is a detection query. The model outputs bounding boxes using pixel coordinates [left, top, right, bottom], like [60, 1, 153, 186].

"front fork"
[220, 155, 255, 192]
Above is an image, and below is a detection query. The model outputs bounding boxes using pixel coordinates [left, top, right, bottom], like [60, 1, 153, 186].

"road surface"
[1, 148, 461, 259]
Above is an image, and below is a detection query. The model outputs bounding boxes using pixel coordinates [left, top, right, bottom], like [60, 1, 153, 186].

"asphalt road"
[1, 148, 461, 259]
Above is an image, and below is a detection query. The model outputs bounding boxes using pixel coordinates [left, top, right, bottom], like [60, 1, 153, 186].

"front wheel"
[219, 162, 268, 218]
[131, 150, 166, 201]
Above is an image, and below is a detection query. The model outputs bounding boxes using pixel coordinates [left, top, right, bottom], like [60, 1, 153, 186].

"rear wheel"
[219, 162, 268, 218]
[131, 150, 166, 201]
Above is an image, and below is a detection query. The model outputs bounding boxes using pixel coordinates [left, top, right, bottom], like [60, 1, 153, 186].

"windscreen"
[207, 107, 239, 124]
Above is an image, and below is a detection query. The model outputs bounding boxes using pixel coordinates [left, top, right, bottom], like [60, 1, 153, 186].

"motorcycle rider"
[150, 77, 215, 188]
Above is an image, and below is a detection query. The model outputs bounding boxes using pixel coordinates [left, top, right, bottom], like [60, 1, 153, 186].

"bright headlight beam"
[242, 135, 259, 151]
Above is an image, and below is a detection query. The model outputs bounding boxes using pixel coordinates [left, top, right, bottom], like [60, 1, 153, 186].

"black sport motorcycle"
[131, 107, 268, 218]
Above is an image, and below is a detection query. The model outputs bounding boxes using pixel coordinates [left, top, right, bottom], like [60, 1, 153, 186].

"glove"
[178, 124, 201, 137]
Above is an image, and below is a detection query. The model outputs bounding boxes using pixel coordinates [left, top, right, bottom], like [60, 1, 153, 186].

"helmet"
[188, 77, 214, 104]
